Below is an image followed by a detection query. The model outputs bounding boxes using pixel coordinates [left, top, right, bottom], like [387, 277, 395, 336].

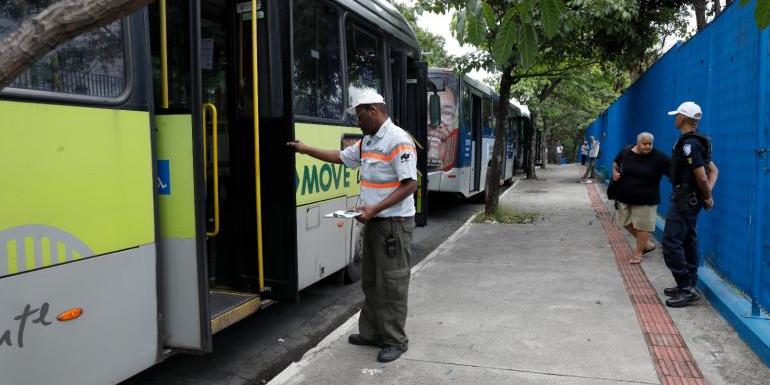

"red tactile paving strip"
[584, 181, 708, 385]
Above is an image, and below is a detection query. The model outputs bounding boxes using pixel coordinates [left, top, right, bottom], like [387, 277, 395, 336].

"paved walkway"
[269, 165, 770, 385]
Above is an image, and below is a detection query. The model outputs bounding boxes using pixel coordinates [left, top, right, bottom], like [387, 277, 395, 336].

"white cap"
[345, 89, 386, 115]
[667, 101, 702, 120]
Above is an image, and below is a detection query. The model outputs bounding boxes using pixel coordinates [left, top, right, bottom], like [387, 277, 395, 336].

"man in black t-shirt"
[662, 101, 719, 308]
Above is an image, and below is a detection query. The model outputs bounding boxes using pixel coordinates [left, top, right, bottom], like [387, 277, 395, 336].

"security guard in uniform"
[662, 101, 719, 308]
[287, 90, 418, 362]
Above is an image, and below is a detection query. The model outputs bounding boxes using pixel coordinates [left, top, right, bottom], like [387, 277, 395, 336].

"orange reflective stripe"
[361, 179, 400, 189]
[362, 145, 416, 162]
[390, 144, 416, 159]
[361, 152, 391, 161]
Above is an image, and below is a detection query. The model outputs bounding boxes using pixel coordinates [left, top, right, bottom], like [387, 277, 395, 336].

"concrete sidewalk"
[269, 165, 768, 385]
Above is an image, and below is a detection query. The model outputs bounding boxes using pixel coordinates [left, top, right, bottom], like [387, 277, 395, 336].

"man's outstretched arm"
[287, 140, 342, 164]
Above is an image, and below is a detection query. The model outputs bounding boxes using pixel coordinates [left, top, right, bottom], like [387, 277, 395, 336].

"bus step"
[210, 290, 261, 334]
[260, 298, 276, 309]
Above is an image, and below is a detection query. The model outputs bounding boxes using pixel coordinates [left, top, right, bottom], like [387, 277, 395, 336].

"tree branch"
[0, 0, 155, 89]
[515, 60, 601, 80]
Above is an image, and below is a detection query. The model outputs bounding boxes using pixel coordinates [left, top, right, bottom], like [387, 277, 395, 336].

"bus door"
[470, 94, 483, 192]
[151, 0, 212, 352]
[196, 0, 291, 333]
[390, 47, 428, 226]
[406, 59, 429, 226]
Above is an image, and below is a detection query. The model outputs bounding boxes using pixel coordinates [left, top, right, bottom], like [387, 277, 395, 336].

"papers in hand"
[325, 210, 363, 219]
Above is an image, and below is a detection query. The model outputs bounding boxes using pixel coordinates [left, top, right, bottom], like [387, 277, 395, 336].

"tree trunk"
[483, 65, 516, 216]
[694, 0, 708, 30]
[526, 110, 539, 180]
[0, 0, 154, 89]
[712, 0, 722, 17]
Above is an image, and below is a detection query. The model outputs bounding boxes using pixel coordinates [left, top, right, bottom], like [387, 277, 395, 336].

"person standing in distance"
[287, 90, 418, 362]
[662, 101, 719, 308]
[581, 136, 600, 182]
[580, 141, 589, 166]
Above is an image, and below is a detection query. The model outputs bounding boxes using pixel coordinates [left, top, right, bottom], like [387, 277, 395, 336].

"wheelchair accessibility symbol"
[157, 160, 171, 195]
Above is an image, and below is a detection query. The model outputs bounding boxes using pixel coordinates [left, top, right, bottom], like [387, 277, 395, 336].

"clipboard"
[324, 210, 363, 219]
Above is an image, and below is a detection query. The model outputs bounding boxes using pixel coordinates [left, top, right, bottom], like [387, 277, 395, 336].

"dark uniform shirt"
[671, 134, 710, 196]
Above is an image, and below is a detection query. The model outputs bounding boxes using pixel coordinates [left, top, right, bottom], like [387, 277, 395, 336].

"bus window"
[345, 20, 383, 99]
[482, 97, 492, 131]
[0, 4, 125, 98]
[293, 0, 343, 120]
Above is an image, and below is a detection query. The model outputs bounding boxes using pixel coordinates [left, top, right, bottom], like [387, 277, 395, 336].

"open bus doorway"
[201, 0, 297, 313]
[471, 94, 482, 192]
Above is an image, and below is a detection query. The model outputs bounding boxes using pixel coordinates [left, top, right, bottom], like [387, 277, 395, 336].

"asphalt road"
[122, 189, 493, 385]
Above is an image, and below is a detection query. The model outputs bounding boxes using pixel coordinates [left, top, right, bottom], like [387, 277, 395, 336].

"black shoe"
[377, 345, 407, 363]
[663, 286, 685, 297]
[348, 334, 381, 347]
[665, 288, 701, 308]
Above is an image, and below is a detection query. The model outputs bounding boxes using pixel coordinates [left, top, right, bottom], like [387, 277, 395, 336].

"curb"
[268, 178, 523, 385]
[697, 266, 770, 367]
[609, 175, 770, 370]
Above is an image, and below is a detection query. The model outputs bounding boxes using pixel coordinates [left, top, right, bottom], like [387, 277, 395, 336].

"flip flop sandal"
[642, 245, 657, 255]
[628, 257, 642, 265]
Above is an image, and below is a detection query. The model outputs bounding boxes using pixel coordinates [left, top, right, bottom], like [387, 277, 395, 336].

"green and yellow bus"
[0, 1, 427, 383]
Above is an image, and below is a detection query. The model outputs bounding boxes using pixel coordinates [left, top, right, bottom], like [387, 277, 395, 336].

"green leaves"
[482, 3, 496, 29]
[516, 0, 533, 23]
[541, 0, 565, 39]
[451, 0, 568, 69]
[517, 23, 539, 69]
[756, 0, 770, 29]
[464, 0, 486, 45]
[492, 9, 518, 66]
[739, 0, 770, 30]
[467, 13, 486, 44]
[454, 9, 466, 45]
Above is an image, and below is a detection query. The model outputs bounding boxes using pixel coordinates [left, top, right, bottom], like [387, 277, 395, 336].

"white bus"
[426, 69, 529, 198]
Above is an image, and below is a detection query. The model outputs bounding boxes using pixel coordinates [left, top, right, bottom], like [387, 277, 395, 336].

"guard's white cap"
[667, 101, 702, 120]
[345, 89, 386, 115]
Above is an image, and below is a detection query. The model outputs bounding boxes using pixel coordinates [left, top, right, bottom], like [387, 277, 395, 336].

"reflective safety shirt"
[340, 118, 418, 217]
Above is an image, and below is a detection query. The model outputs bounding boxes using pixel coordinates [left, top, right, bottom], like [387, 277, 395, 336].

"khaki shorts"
[616, 203, 657, 232]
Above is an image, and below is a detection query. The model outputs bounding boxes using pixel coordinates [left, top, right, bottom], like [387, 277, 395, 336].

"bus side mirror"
[429, 94, 441, 126]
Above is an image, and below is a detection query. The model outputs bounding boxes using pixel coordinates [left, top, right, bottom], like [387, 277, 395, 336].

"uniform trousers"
[359, 216, 414, 349]
[662, 201, 702, 288]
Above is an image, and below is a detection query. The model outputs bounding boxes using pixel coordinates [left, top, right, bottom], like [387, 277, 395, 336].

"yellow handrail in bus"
[203, 103, 220, 237]
[159, 0, 169, 108]
[252, 0, 265, 290]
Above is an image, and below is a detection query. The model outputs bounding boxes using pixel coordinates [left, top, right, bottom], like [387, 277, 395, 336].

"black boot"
[377, 345, 407, 362]
[665, 287, 700, 308]
[663, 286, 685, 297]
[348, 334, 382, 347]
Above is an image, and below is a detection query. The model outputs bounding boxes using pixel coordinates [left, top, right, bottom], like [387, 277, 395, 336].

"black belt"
[369, 216, 413, 223]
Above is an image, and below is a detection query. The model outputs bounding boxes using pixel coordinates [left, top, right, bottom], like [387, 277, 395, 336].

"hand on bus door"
[287, 140, 307, 154]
